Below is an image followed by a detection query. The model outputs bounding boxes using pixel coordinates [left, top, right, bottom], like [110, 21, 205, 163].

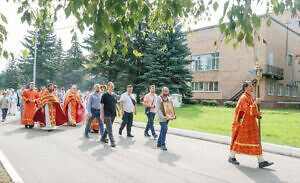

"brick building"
[185, 12, 300, 108]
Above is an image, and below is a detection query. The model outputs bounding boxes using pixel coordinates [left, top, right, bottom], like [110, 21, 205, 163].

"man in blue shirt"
[84, 84, 105, 138]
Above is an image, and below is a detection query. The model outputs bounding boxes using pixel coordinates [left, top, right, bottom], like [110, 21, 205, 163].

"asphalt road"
[0, 114, 299, 183]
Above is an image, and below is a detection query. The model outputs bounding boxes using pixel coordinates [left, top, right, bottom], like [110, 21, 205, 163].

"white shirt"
[120, 92, 136, 113]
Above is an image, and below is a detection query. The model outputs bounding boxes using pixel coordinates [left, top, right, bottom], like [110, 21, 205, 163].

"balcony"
[262, 65, 284, 80]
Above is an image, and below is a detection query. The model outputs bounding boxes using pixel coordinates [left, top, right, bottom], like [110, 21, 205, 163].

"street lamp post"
[33, 29, 38, 84]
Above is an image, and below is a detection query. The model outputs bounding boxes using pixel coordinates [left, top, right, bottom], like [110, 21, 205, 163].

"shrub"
[208, 100, 219, 106]
[182, 98, 197, 105]
[224, 101, 236, 108]
[201, 100, 209, 106]
[201, 100, 219, 106]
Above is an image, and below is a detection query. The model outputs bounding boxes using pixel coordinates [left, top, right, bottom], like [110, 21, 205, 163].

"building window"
[278, 83, 283, 96]
[293, 86, 298, 97]
[191, 53, 219, 72]
[288, 54, 293, 67]
[192, 81, 218, 92]
[268, 80, 275, 95]
[286, 85, 290, 97]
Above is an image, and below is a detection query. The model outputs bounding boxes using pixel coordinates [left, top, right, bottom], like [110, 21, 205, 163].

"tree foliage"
[0, 0, 298, 59]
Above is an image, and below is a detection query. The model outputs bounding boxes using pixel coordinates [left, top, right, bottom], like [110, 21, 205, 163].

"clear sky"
[0, 0, 267, 73]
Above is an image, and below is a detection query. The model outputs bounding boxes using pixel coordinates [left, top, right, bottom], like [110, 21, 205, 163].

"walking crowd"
[0, 80, 274, 168]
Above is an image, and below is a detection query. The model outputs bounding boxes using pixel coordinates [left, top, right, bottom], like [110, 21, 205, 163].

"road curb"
[115, 119, 300, 159]
[0, 150, 24, 183]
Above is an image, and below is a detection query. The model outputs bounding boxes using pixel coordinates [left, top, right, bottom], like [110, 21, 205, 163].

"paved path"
[0, 115, 299, 183]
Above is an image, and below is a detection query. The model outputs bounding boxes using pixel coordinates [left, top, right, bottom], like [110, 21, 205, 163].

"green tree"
[0, 0, 298, 60]
[142, 23, 193, 98]
[60, 33, 86, 89]
[3, 58, 19, 89]
[18, 25, 59, 88]
[82, 34, 127, 92]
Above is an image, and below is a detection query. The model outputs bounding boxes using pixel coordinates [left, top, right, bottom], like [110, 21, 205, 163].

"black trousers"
[119, 112, 133, 135]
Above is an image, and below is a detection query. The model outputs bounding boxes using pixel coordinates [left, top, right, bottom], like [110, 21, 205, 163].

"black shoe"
[161, 146, 168, 151]
[127, 134, 134, 138]
[157, 144, 161, 148]
[72, 124, 76, 127]
[28, 125, 34, 129]
[259, 161, 274, 168]
[119, 129, 122, 135]
[153, 134, 158, 139]
[228, 157, 240, 165]
[25, 125, 28, 128]
[84, 133, 89, 138]
[144, 133, 151, 137]
[111, 144, 116, 148]
[100, 138, 108, 143]
[1, 119, 4, 122]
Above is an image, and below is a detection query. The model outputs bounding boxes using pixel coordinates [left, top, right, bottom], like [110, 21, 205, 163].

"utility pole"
[33, 28, 38, 84]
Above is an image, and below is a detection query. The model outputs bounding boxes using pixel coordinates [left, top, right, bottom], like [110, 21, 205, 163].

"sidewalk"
[115, 119, 300, 158]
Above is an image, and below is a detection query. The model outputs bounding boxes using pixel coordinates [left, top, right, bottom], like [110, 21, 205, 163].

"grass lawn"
[0, 162, 12, 183]
[130, 104, 300, 148]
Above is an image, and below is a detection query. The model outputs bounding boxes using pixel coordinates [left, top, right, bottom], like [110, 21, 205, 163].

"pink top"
[143, 93, 157, 113]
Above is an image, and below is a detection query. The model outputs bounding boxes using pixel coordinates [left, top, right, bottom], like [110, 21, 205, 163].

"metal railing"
[263, 65, 284, 79]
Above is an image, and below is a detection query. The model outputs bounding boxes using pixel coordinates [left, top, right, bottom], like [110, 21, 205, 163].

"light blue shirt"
[87, 93, 102, 114]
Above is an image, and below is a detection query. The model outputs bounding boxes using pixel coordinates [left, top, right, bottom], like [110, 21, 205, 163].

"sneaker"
[228, 157, 240, 165]
[259, 161, 274, 168]
[1, 119, 4, 122]
[127, 134, 134, 138]
[144, 133, 151, 137]
[111, 144, 116, 148]
[28, 125, 34, 129]
[72, 124, 76, 127]
[153, 134, 158, 139]
[157, 144, 161, 148]
[84, 133, 89, 138]
[161, 146, 168, 151]
[25, 125, 28, 128]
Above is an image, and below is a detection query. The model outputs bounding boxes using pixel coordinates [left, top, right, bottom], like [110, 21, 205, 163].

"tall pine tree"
[61, 33, 86, 89]
[142, 23, 193, 99]
[3, 58, 19, 89]
[18, 25, 60, 88]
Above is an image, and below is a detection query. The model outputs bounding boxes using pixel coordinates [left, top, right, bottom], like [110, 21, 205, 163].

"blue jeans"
[2, 108, 8, 120]
[85, 109, 104, 136]
[157, 121, 169, 146]
[20, 104, 24, 120]
[145, 112, 156, 136]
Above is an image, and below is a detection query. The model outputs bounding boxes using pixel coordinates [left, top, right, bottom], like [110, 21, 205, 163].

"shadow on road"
[117, 136, 135, 149]
[236, 165, 286, 183]
[158, 151, 181, 167]
[143, 138, 156, 149]
[4, 126, 65, 139]
[92, 147, 115, 161]
[78, 136, 100, 152]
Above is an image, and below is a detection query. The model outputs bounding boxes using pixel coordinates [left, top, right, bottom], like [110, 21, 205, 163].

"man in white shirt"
[119, 85, 137, 137]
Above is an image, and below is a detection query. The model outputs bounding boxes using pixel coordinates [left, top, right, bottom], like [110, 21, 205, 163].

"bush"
[182, 98, 197, 105]
[201, 100, 209, 106]
[201, 100, 219, 106]
[224, 101, 236, 108]
[208, 100, 219, 106]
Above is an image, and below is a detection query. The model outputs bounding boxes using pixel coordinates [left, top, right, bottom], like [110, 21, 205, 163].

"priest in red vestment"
[63, 85, 85, 126]
[33, 83, 68, 130]
[21, 82, 39, 128]
[228, 81, 273, 168]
